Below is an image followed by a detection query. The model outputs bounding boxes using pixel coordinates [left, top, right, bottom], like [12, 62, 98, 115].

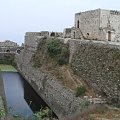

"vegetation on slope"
[47, 39, 69, 65]
[33, 37, 69, 67]
[4, 107, 55, 120]
[31, 38, 120, 119]
[71, 43, 120, 106]
[32, 37, 93, 97]
[64, 104, 120, 120]
[0, 54, 17, 68]
[75, 85, 86, 97]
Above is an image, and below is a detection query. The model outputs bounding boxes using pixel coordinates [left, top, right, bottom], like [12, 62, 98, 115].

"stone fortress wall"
[0, 40, 19, 47]
[25, 32, 42, 51]
[0, 52, 15, 62]
[25, 31, 63, 39]
[16, 8, 120, 118]
[64, 9, 120, 42]
[100, 10, 120, 41]
[0, 40, 24, 53]
[63, 28, 71, 38]
[17, 31, 120, 118]
[17, 33, 84, 118]
[69, 39, 120, 103]
[73, 9, 100, 40]
[25, 31, 63, 51]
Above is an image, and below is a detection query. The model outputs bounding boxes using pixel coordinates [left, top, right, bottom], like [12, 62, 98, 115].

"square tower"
[71, 9, 120, 42]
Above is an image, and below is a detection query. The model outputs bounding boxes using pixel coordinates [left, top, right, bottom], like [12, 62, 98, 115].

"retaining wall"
[16, 43, 83, 118]
[69, 39, 120, 103]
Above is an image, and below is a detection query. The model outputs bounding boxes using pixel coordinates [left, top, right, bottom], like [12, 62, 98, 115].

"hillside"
[32, 37, 95, 97]
[31, 37, 120, 119]
[70, 42, 120, 105]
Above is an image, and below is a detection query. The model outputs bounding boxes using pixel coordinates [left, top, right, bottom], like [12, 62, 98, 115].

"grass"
[0, 64, 17, 72]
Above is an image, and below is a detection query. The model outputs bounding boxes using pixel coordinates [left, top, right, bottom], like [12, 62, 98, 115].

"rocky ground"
[61, 105, 120, 120]
[31, 38, 120, 120]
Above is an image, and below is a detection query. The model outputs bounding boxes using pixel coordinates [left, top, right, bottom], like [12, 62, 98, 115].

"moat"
[1, 71, 49, 118]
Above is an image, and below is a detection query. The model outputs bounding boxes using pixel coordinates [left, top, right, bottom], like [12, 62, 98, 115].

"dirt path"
[65, 67, 95, 97]
[66, 69, 78, 87]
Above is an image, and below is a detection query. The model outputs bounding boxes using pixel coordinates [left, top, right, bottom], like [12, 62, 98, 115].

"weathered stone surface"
[17, 32, 120, 118]
[0, 96, 5, 120]
[69, 39, 120, 103]
[0, 53, 15, 65]
[16, 40, 83, 118]
[63, 28, 71, 38]
[71, 9, 120, 42]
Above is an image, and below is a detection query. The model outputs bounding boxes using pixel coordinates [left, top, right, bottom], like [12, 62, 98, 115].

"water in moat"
[2, 72, 49, 118]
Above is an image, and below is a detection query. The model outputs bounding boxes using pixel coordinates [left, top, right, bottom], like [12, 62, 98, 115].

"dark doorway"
[77, 20, 79, 28]
[74, 32, 75, 39]
[16, 49, 21, 54]
[50, 32, 55, 37]
[108, 31, 111, 41]
[6, 49, 10, 52]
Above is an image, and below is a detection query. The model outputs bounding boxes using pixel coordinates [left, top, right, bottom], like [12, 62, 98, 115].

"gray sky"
[0, 0, 119, 45]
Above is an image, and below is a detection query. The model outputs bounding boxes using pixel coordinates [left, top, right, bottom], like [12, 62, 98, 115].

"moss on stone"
[0, 64, 17, 72]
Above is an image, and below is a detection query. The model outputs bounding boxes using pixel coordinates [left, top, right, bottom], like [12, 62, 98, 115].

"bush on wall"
[75, 85, 86, 97]
[47, 39, 70, 65]
[47, 39, 61, 57]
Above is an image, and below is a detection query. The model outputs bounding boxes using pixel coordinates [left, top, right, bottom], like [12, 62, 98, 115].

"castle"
[0, 40, 24, 53]
[63, 9, 120, 42]
[0, 40, 19, 47]
[16, 9, 120, 118]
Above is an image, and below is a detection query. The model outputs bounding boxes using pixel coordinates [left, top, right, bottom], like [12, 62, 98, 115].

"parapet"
[25, 32, 41, 36]
[110, 10, 120, 15]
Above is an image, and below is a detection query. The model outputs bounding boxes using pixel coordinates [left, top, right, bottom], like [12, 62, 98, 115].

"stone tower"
[64, 9, 120, 42]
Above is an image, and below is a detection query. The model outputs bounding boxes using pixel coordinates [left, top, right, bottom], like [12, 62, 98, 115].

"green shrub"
[110, 96, 120, 108]
[62, 46, 70, 57]
[115, 103, 120, 108]
[58, 58, 66, 65]
[0, 55, 17, 68]
[34, 107, 53, 120]
[0, 106, 5, 119]
[47, 39, 61, 57]
[58, 46, 70, 65]
[47, 39, 70, 65]
[75, 85, 86, 97]
[81, 100, 90, 109]
[9, 107, 53, 120]
[33, 38, 70, 67]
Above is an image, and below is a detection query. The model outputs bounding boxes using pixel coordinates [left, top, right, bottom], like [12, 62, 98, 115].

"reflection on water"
[24, 79, 47, 112]
[2, 72, 49, 118]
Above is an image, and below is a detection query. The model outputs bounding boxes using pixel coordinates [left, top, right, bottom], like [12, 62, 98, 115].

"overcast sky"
[0, 0, 119, 45]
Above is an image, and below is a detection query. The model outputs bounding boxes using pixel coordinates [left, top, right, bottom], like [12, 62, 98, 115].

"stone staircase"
[77, 28, 84, 39]
[83, 96, 107, 104]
